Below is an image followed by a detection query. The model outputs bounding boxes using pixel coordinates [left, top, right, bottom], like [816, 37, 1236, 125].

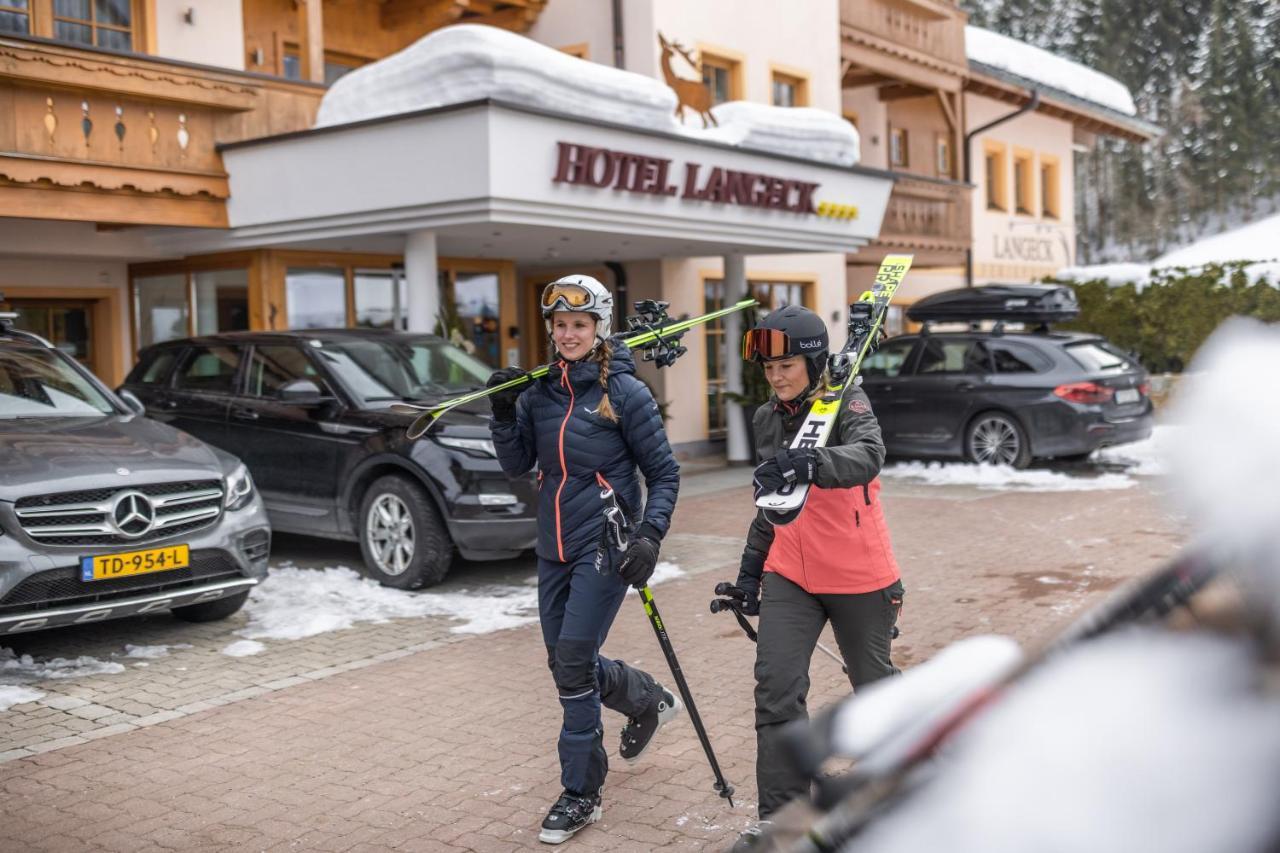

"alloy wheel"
[366, 493, 415, 576]
[969, 416, 1022, 465]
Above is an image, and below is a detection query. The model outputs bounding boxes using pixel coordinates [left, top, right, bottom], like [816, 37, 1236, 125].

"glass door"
[1, 298, 96, 375]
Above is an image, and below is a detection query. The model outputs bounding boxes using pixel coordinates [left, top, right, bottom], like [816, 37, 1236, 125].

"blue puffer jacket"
[490, 341, 680, 563]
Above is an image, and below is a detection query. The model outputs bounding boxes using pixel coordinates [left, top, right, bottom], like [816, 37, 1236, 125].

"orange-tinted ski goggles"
[742, 328, 792, 362]
[541, 282, 598, 312]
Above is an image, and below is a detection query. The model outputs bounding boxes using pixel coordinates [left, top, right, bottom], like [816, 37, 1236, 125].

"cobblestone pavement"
[0, 466, 1184, 852]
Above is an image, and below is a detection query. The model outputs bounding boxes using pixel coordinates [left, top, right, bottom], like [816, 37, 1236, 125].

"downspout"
[611, 0, 625, 69]
[964, 90, 1040, 288]
[604, 261, 628, 329]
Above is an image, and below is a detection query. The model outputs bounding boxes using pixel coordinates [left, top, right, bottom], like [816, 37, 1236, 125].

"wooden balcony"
[0, 37, 324, 228]
[873, 174, 971, 261]
[840, 0, 968, 92]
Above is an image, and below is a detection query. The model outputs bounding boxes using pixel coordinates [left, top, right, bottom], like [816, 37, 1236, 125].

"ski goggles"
[742, 328, 793, 362]
[541, 281, 600, 313]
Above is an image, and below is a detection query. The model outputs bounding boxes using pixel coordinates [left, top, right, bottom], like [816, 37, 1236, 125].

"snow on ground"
[965, 26, 1136, 116]
[221, 640, 265, 658]
[122, 643, 190, 660]
[881, 461, 1135, 491]
[1059, 211, 1280, 288]
[0, 685, 44, 712]
[317, 24, 859, 165]
[1094, 424, 1177, 476]
[1, 646, 125, 682]
[235, 561, 686, 649]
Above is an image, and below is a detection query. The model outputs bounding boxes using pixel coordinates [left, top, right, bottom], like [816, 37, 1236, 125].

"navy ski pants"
[538, 552, 659, 796]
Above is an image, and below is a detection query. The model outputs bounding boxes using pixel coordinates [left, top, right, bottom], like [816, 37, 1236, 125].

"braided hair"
[592, 341, 619, 422]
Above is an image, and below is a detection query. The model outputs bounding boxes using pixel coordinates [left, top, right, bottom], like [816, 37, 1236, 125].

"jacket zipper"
[553, 361, 574, 562]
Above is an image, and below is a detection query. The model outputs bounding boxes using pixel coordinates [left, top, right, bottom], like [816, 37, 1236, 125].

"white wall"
[966, 92, 1077, 284]
[525, 0, 616, 66]
[153, 0, 245, 71]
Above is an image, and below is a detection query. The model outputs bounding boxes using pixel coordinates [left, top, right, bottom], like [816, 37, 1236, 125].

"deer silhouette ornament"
[658, 32, 719, 128]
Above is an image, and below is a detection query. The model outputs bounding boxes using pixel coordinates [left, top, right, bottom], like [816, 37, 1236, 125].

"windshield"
[312, 338, 493, 405]
[1066, 340, 1137, 375]
[0, 346, 117, 418]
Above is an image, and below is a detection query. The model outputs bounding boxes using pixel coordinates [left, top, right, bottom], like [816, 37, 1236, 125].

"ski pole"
[636, 584, 737, 808]
[711, 588, 849, 674]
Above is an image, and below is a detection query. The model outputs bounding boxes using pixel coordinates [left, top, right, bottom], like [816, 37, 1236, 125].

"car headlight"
[224, 463, 255, 510]
[436, 436, 497, 457]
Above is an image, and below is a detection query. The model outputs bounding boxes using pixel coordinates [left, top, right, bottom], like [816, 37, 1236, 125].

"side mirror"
[117, 388, 146, 416]
[277, 377, 326, 405]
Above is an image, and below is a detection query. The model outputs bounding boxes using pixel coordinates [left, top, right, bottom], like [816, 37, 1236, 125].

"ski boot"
[619, 686, 682, 762]
[538, 789, 602, 844]
[730, 820, 775, 852]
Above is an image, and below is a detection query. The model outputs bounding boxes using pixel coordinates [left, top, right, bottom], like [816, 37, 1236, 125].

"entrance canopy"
[165, 99, 894, 263]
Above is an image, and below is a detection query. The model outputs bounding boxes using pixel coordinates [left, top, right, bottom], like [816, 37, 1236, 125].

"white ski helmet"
[540, 274, 615, 344]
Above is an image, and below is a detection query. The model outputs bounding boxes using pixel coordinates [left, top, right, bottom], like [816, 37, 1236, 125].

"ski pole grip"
[714, 582, 735, 596]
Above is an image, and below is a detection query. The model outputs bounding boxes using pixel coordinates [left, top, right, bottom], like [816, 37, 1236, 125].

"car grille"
[0, 550, 245, 615]
[14, 480, 225, 546]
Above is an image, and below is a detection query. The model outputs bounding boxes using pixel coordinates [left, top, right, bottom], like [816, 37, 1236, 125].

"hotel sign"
[552, 141, 824, 216]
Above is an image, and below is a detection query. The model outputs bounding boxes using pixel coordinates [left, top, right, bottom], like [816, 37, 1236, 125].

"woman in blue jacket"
[488, 274, 682, 845]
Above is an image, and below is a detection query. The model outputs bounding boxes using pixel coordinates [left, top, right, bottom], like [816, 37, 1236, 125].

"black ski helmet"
[743, 304, 829, 385]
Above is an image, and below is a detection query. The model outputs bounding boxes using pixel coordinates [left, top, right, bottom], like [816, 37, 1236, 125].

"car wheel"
[358, 474, 452, 589]
[171, 590, 250, 623]
[965, 411, 1031, 468]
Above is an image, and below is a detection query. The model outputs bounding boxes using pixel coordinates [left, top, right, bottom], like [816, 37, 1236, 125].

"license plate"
[1115, 388, 1139, 404]
[80, 545, 190, 582]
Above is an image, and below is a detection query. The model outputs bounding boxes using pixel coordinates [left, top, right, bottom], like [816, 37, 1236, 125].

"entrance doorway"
[0, 298, 96, 374]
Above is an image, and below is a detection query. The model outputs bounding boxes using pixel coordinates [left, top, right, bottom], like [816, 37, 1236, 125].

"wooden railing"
[841, 0, 968, 70]
[878, 175, 971, 251]
[0, 37, 324, 227]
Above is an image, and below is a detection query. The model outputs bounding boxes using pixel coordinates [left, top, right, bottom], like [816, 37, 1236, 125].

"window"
[52, 0, 132, 51]
[1013, 149, 1034, 215]
[862, 338, 916, 378]
[771, 70, 808, 108]
[282, 44, 301, 80]
[285, 268, 347, 329]
[353, 269, 407, 330]
[843, 111, 859, 133]
[0, 346, 115, 418]
[134, 274, 189, 347]
[889, 128, 908, 168]
[175, 346, 241, 394]
[984, 141, 1008, 211]
[1065, 341, 1134, 375]
[989, 341, 1052, 373]
[700, 52, 740, 106]
[136, 349, 179, 385]
[1041, 155, 1061, 219]
[245, 345, 319, 398]
[936, 136, 952, 177]
[0, 1, 30, 35]
[439, 271, 501, 367]
[704, 279, 811, 435]
[323, 51, 365, 86]
[915, 339, 990, 375]
[192, 269, 249, 337]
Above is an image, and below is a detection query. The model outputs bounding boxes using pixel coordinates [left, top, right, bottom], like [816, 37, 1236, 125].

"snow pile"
[239, 561, 686, 643]
[1058, 211, 1280, 288]
[1094, 424, 1177, 476]
[317, 24, 859, 166]
[122, 643, 189, 660]
[832, 635, 1022, 759]
[0, 685, 44, 712]
[1, 646, 125, 681]
[854, 631, 1280, 853]
[681, 101, 861, 166]
[880, 461, 1135, 491]
[1169, 318, 1280, 620]
[965, 26, 1136, 116]
[222, 640, 265, 658]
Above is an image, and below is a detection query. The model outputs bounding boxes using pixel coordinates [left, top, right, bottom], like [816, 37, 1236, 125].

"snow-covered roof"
[317, 24, 860, 167]
[965, 26, 1137, 117]
[1058, 211, 1280, 288]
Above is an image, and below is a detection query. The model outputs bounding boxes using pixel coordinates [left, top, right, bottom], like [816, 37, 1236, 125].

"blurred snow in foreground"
[880, 461, 1135, 491]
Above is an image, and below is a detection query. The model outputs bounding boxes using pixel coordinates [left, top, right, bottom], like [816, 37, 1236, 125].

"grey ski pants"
[754, 572, 904, 819]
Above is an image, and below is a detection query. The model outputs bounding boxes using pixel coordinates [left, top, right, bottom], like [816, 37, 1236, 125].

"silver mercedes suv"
[0, 305, 270, 636]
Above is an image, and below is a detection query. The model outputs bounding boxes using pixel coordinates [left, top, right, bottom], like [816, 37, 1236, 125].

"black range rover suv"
[122, 329, 536, 589]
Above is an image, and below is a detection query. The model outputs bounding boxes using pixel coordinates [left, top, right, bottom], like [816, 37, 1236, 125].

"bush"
[1047, 263, 1280, 373]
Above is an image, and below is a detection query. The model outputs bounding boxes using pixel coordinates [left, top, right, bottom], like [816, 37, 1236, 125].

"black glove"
[618, 528, 660, 588]
[752, 447, 818, 498]
[486, 367, 527, 423]
[725, 548, 766, 616]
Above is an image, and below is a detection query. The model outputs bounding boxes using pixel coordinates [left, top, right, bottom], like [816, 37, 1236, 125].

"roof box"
[907, 284, 1079, 324]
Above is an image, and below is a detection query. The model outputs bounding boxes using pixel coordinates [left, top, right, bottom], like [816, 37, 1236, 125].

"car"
[0, 303, 269, 637]
[858, 284, 1153, 468]
[121, 329, 537, 589]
